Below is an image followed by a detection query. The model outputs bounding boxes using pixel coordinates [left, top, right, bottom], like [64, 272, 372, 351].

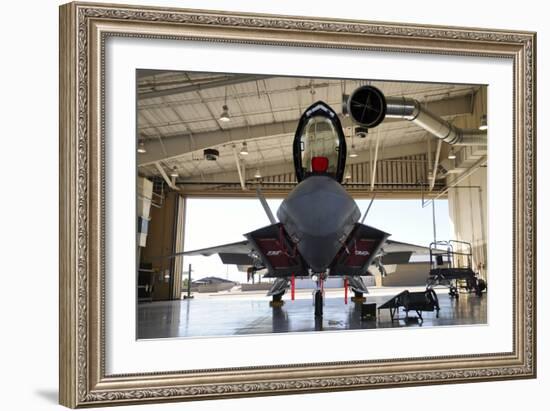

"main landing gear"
[351, 291, 366, 304]
[267, 278, 288, 307]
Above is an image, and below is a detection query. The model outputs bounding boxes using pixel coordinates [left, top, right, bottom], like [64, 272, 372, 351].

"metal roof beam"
[139, 74, 270, 100]
[138, 94, 472, 166]
[180, 141, 431, 183]
[370, 132, 381, 191]
[232, 146, 247, 191]
[154, 162, 178, 190]
[138, 119, 300, 166]
[430, 139, 443, 191]
[137, 69, 180, 80]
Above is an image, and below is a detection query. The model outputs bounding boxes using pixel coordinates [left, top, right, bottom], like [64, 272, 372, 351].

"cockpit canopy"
[293, 101, 347, 183]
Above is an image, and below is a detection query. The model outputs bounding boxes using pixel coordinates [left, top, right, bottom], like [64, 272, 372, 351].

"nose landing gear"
[314, 289, 324, 317]
[313, 273, 326, 318]
[270, 293, 285, 308]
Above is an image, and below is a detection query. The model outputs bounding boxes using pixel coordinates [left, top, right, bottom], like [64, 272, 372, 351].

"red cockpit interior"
[311, 156, 329, 173]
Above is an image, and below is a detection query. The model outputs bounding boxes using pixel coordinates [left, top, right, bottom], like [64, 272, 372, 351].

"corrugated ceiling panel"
[137, 73, 480, 182]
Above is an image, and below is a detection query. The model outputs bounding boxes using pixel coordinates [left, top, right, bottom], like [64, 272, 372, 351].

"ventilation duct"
[385, 96, 487, 146]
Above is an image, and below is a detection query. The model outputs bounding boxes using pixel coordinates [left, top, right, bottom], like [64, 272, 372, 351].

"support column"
[344, 278, 348, 305]
[171, 195, 187, 300]
[140, 191, 186, 301]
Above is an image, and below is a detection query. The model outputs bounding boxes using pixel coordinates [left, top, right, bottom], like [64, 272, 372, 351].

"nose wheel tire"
[269, 293, 284, 308]
[314, 290, 323, 317]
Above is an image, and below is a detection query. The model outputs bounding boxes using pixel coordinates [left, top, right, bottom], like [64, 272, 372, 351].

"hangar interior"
[135, 71, 488, 338]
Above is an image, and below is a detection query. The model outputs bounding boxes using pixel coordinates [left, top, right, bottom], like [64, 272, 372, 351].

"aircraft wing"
[159, 234, 433, 271]
[170, 240, 256, 265]
[379, 239, 433, 264]
[166, 221, 306, 276]
[178, 240, 251, 257]
[383, 239, 432, 254]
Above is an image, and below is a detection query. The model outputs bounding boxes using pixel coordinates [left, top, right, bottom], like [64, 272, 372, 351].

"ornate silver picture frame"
[59, 2, 536, 407]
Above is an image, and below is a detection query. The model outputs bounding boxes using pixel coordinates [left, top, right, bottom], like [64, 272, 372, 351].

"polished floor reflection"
[137, 287, 487, 339]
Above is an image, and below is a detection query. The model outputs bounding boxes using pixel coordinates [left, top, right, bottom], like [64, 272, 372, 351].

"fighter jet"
[174, 100, 432, 317]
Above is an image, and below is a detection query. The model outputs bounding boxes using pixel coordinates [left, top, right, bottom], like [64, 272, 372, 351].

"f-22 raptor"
[175, 100, 431, 317]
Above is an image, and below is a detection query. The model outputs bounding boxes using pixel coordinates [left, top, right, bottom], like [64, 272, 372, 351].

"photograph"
[57, 2, 536, 406]
[135, 71, 488, 339]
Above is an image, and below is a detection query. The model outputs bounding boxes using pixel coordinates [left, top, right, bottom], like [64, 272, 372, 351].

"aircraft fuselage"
[277, 175, 361, 273]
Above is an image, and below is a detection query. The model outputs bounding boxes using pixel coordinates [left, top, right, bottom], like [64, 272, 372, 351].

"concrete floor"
[137, 287, 487, 339]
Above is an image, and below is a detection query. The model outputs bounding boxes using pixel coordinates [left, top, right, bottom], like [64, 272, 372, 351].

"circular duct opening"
[347, 85, 387, 128]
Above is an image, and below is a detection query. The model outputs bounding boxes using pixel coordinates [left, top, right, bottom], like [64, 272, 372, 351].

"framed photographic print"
[59, 1, 537, 408]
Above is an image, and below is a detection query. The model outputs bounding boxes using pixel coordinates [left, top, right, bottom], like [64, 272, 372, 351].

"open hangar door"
[138, 180, 186, 302]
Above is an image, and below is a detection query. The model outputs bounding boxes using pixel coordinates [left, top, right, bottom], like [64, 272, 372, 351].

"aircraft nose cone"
[297, 233, 341, 272]
[277, 176, 360, 272]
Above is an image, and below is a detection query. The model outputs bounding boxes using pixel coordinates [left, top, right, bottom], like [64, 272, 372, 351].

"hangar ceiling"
[136, 70, 485, 197]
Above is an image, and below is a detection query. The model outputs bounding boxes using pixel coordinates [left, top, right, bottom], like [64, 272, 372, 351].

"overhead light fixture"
[137, 140, 147, 154]
[309, 80, 316, 96]
[203, 148, 219, 161]
[219, 86, 231, 122]
[448, 148, 457, 160]
[355, 126, 368, 138]
[219, 105, 231, 122]
[254, 169, 262, 179]
[479, 114, 488, 131]
[239, 142, 249, 155]
[170, 166, 179, 178]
